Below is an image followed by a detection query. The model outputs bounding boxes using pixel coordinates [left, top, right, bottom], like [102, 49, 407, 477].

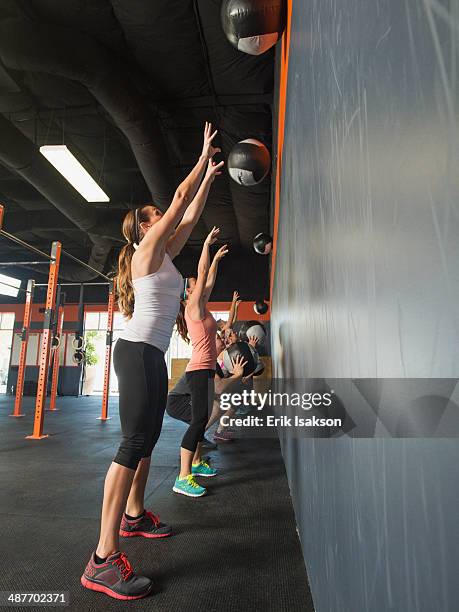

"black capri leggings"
[181, 369, 215, 452]
[113, 338, 168, 470]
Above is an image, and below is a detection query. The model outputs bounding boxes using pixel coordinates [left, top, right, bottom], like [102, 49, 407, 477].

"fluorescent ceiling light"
[0, 273, 21, 297]
[39, 145, 109, 202]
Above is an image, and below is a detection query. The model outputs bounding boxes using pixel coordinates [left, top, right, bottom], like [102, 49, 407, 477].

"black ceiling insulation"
[0, 0, 273, 303]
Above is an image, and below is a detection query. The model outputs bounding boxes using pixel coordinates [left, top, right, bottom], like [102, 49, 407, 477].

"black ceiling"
[0, 0, 273, 303]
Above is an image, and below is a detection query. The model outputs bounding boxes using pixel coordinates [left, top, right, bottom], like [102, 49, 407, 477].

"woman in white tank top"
[81, 123, 224, 601]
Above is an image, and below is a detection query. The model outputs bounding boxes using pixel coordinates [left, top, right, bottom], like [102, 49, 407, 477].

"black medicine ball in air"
[221, 0, 287, 55]
[253, 232, 273, 255]
[254, 300, 268, 315]
[228, 139, 271, 187]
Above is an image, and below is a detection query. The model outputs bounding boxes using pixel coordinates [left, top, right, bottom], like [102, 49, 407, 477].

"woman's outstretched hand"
[205, 158, 225, 183]
[205, 226, 220, 246]
[214, 244, 229, 262]
[232, 355, 247, 378]
[201, 121, 221, 160]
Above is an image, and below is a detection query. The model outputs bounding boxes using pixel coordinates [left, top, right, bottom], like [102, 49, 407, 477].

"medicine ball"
[254, 300, 269, 315]
[245, 324, 266, 345]
[228, 139, 270, 186]
[253, 232, 273, 255]
[221, 0, 287, 55]
[238, 320, 266, 342]
[223, 341, 256, 377]
[248, 344, 265, 376]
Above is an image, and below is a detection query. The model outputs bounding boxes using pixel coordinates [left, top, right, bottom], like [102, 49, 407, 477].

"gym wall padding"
[271, 2, 459, 611]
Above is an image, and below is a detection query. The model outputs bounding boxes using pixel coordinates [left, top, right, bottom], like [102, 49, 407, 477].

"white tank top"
[119, 253, 183, 352]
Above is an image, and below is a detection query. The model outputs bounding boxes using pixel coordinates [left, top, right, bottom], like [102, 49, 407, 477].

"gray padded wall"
[271, 1, 459, 610]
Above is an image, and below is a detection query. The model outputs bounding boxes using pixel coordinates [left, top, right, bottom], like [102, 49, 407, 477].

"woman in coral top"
[173, 227, 228, 497]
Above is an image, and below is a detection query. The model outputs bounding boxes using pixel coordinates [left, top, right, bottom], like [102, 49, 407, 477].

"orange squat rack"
[26, 240, 61, 440]
[47, 292, 65, 412]
[0, 203, 114, 439]
[10, 279, 35, 418]
[98, 278, 116, 421]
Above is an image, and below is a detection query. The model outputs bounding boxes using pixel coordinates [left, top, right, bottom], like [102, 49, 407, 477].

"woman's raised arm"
[137, 122, 221, 256]
[167, 158, 224, 260]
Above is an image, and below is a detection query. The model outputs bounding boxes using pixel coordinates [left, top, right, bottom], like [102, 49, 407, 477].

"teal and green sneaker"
[173, 474, 206, 498]
[192, 460, 217, 478]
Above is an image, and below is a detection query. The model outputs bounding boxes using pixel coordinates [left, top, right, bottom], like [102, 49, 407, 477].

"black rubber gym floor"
[0, 396, 314, 612]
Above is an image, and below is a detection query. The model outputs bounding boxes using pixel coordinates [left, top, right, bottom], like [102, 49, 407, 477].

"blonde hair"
[117, 206, 150, 318]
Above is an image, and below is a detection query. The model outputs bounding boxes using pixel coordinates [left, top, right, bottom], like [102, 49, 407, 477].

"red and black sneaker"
[119, 510, 172, 539]
[81, 551, 152, 600]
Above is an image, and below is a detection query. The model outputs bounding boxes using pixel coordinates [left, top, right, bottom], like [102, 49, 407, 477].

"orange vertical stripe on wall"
[270, 0, 292, 303]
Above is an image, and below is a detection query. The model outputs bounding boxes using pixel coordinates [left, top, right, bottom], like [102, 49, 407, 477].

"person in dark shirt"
[166, 355, 246, 450]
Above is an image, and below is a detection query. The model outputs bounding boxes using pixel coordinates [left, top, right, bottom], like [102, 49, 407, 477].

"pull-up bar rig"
[47, 286, 65, 413]
[35, 282, 110, 287]
[0, 261, 50, 267]
[0, 203, 117, 438]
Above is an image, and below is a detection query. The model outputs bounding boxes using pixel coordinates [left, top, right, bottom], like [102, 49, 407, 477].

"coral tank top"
[185, 307, 218, 372]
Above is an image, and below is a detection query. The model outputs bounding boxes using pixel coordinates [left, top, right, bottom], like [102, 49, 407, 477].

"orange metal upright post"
[98, 279, 115, 421]
[26, 241, 61, 440]
[48, 293, 65, 412]
[10, 279, 35, 418]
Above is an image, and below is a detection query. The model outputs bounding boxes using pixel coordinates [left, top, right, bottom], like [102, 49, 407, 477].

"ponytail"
[116, 205, 150, 319]
[117, 243, 136, 318]
[176, 300, 189, 343]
